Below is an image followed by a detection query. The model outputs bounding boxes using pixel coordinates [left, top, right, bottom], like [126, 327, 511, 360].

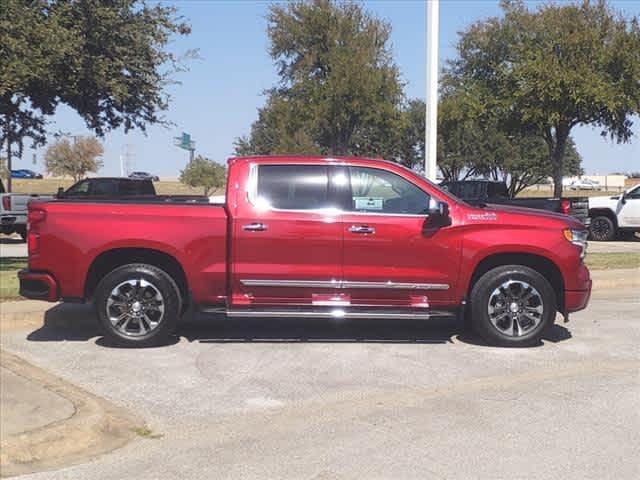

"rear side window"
[120, 180, 154, 195]
[256, 165, 330, 210]
[91, 179, 118, 195]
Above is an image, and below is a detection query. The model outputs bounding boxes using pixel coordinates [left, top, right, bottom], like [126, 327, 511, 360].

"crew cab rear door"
[339, 166, 460, 309]
[229, 162, 344, 306]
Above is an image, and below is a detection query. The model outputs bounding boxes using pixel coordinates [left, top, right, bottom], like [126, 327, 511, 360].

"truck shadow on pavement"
[25, 303, 572, 348]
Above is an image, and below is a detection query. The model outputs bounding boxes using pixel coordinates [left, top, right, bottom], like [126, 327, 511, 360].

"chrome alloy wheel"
[487, 280, 544, 337]
[106, 279, 165, 337]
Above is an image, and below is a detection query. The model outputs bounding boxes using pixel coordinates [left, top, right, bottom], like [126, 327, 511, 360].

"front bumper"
[565, 281, 592, 313]
[18, 270, 60, 302]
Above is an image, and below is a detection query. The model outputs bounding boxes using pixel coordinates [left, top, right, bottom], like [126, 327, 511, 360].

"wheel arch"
[84, 248, 189, 305]
[467, 252, 564, 312]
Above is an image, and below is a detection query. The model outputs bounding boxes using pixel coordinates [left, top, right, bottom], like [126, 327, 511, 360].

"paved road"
[0, 236, 27, 257]
[1, 288, 638, 480]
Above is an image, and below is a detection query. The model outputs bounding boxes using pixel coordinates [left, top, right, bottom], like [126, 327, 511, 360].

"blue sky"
[14, 0, 640, 176]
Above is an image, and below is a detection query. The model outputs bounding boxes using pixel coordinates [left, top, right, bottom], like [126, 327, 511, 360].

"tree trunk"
[551, 127, 569, 198]
[6, 137, 12, 193]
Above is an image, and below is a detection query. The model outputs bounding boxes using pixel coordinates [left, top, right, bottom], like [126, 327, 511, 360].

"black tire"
[589, 215, 616, 241]
[17, 226, 27, 242]
[95, 263, 182, 347]
[469, 265, 556, 347]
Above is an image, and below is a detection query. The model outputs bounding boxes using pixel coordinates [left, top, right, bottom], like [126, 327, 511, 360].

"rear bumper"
[18, 270, 60, 302]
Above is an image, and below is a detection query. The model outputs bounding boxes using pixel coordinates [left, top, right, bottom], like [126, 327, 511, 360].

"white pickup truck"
[0, 180, 53, 241]
[588, 184, 640, 241]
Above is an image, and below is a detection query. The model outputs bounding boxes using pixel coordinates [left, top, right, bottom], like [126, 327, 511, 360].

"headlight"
[563, 228, 588, 259]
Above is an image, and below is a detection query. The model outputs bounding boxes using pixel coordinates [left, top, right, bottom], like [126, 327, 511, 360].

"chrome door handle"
[348, 225, 375, 234]
[243, 222, 268, 232]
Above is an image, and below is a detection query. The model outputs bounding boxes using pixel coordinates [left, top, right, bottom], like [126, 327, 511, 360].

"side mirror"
[423, 199, 450, 234]
[56, 187, 64, 199]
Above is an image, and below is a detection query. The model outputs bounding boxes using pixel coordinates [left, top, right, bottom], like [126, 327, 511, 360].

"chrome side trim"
[342, 281, 449, 290]
[226, 309, 438, 320]
[240, 279, 341, 289]
[240, 279, 449, 290]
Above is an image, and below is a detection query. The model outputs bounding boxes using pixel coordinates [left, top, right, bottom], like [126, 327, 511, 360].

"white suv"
[588, 184, 640, 241]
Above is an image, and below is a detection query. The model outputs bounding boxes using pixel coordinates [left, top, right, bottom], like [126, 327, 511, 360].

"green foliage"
[437, 91, 582, 196]
[44, 136, 104, 181]
[179, 156, 226, 196]
[1, 0, 191, 189]
[235, 0, 404, 159]
[446, 0, 640, 196]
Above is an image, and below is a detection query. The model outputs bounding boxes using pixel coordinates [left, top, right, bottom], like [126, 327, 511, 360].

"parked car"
[20, 156, 591, 348]
[0, 179, 53, 240]
[57, 177, 156, 198]
[439, 180, 589, 224]
[129, 171, 159, 181]
[588, 184, 640, 241]
[11, 169, 43, 179]
[569, 179, 602, 191]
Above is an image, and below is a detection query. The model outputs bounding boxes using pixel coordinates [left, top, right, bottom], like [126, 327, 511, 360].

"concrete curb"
[0, 350, 142, 478]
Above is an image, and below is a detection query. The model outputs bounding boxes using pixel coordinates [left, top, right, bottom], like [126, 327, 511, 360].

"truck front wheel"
[95, 263, 181, 347]
[469, 265, 556, 347]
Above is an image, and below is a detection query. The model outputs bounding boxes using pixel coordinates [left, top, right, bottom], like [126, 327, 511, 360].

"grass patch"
[0, 257, 27, 300]
[585, 252, 640, 270]
[517, 188, 624, 198]
[131, 426, 164, 439]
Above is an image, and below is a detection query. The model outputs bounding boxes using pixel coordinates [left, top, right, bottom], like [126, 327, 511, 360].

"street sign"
[174, 132, 195, 151]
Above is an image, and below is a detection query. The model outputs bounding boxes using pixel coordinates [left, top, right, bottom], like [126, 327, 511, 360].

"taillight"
[1, 196, 10, 210]
[28, 232, 40, 255]
[28, 209, 46, 228]
[560, 199, 571, 215]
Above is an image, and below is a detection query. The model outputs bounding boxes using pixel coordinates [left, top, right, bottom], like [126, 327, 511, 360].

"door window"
[256, 165, 331, 210]
[64, 180, 90, 196]
[348, 167, 430, 215]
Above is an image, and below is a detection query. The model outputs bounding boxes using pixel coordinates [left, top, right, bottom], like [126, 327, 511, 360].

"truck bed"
[27, 200, 229, 305]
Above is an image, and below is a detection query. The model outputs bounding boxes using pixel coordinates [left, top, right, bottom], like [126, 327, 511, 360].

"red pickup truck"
[20, 156, 591, 347]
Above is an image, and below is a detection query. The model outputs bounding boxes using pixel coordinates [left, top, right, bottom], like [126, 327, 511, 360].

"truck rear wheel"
[589, 215, 615, 241]
[95, 263, 181, 347]
[470, 265, 556, 347]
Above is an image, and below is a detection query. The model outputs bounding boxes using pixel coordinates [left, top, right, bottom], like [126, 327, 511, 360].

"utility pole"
[425, 0, 439, 181]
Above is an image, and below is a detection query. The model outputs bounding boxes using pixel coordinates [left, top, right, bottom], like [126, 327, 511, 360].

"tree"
[446, 0, 640, 196]
[235, 0, 404, 158]
[437, 90, 583, 195]
[44, 137, 104, 181]
[179, 156, 226, 196]
[1, 0, 191, 191]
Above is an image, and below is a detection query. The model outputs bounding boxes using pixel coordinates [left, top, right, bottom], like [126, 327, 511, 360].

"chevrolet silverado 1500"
[19, 156, 592, 347]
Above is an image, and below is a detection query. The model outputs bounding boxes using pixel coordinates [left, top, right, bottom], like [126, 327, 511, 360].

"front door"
[231, 162, 343, 306]
[618, 185, 640, 227]
[340, 166, 460, 310]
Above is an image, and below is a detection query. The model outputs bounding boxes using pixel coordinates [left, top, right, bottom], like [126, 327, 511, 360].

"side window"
[65, 180, 90, 196]
[91, 180, 118, 196]
[349, 167, 431, 215]
[120, 180, 154, 195]
[626, 186, 640, 199]
[256, 165, 330, 210]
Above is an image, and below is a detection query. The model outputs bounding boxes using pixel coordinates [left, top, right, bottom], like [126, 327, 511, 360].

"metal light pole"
[425, 0, 439, 181]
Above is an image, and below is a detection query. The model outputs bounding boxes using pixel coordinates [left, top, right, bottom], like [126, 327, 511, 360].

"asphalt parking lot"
[1, 286, 638, 480]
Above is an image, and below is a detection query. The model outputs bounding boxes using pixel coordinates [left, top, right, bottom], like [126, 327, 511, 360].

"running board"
[201, 307, 457, 320]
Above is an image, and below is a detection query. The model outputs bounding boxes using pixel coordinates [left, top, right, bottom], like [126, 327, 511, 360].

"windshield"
[398, 165, 468, 206]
